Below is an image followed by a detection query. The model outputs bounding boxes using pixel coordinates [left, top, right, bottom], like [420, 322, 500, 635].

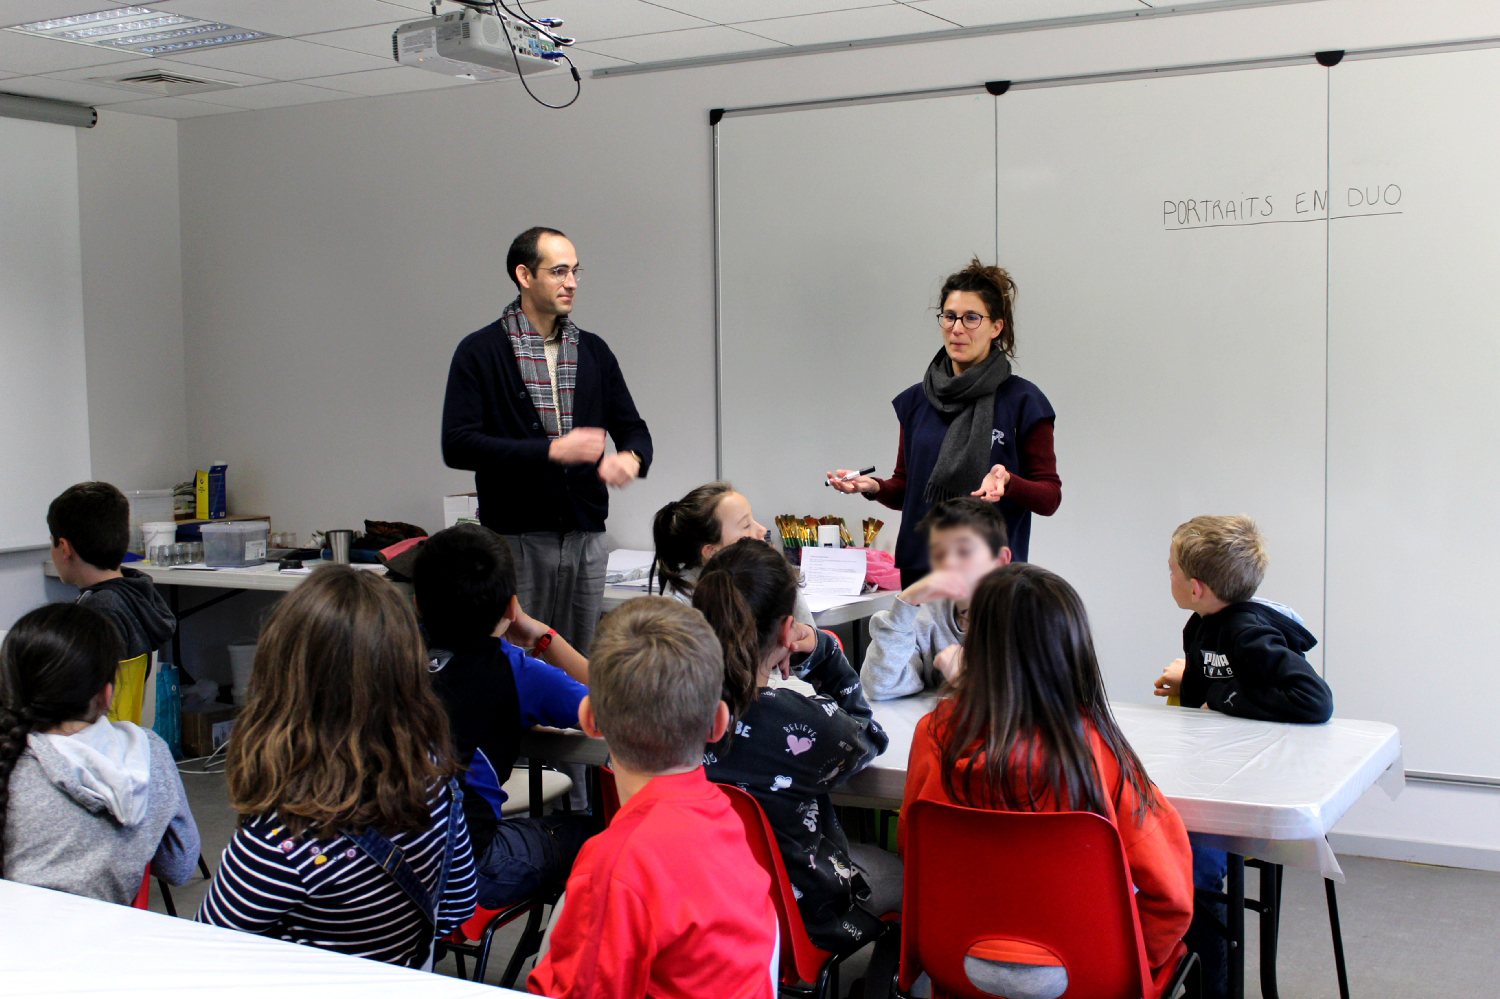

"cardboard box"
[182, 705, 237, 759]
[443, 492, 479, 528]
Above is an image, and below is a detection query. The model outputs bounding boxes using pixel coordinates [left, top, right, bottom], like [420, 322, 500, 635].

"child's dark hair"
[938, 563, 1159, 822]
[917, 497, 1010, 557]
[47, 482, 130, 571]
[651, 481, 735, 597]
[691, 539, 797, 719]
[938, 258, 1018, 358]
[412, 524, 517, 651]
[0, 603, 123, 872]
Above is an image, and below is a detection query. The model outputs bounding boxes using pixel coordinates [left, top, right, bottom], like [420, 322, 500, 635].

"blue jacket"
[891, 375, 1055, 570]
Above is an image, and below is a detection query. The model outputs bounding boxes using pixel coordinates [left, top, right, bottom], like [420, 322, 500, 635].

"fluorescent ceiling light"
[5, 6, 275, 55]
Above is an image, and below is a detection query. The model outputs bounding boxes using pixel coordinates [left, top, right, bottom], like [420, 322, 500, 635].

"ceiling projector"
[393, 7, 562, 79]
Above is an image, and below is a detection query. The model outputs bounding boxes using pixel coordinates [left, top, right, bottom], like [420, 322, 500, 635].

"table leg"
[1228, 853, 1245, 999]
[1325, 879, 1351, 999]
[168, 585, 182, 674]
[1258, 862, 1281, 999]
[851, 618, 866, 668]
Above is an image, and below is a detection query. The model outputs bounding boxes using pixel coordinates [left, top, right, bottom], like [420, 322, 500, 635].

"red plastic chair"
[443, 885, 561, 987]
[130, 864, 182, 916]
[719, 784, 896, 999]
[900, 800, 1198, 999]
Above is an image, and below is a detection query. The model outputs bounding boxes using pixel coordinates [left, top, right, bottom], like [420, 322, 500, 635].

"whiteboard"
[1325, 47, 1500, 779]
[995, 66, 1329, 703]
[0, 117, 91, 552]
[717, 93, 995, 536]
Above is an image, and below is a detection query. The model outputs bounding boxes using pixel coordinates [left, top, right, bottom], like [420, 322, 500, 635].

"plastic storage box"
[201, 521, 269, 568]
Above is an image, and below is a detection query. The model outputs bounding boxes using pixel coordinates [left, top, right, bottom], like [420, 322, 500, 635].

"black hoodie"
[1180, 601, 1332, 724]
[703, 630, 889, 953]
[78, 567, 176, 660]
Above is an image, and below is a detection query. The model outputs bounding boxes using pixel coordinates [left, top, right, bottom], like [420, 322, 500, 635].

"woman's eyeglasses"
[938, 311, 990, 330]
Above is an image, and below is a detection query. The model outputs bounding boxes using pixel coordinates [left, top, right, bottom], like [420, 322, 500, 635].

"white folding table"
[518, 694, 1401, 999]
[0, 880, 522, 998]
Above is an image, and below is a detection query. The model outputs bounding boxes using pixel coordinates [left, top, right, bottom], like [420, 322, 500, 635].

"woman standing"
[829, 259, 1060, 584]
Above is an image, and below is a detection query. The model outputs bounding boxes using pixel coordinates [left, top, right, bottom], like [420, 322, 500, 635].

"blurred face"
[703, 491, 766, 562]
[517, 233, 579, 318]
[928, 525, 1006, 591]
[939, 291, 1004, 371]
[1168, 550, 1195, 609]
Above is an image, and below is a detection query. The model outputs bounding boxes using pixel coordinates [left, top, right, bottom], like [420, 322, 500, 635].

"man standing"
[443, 226, 652, 653]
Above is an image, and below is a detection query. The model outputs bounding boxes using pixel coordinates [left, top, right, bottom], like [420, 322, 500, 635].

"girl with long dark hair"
[694, 539, 893, 953]
[197, 565, 477, 969]
[900, 563, 1192, 998]
[0, 603, 199, 903]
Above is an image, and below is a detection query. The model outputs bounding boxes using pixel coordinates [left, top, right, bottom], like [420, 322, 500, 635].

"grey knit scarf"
[500, 297, 578, 439]
[921, 345, 1012, 503]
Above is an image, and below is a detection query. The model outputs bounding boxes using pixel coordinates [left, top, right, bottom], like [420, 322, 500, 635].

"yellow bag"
[106, 654, 150, 725]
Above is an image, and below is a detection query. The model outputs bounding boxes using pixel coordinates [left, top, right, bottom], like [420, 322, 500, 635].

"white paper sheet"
[798, 547, 866, 596]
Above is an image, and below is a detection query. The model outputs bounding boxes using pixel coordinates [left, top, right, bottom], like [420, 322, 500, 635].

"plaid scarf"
[501, 297, 578, 439]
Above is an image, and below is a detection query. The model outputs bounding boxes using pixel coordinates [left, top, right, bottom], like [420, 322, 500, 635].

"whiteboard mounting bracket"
[1316, 50, 1344, 67]
[985, 80, 1011, 96]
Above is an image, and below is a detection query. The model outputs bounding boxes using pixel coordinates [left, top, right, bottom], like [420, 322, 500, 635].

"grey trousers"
[501, 530, 608, 654]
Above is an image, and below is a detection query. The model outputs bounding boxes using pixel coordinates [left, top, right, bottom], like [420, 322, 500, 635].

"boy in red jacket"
[528, 597, 779, 999]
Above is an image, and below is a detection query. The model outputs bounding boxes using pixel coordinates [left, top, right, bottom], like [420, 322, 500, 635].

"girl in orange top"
[900, 562, 1193, 996]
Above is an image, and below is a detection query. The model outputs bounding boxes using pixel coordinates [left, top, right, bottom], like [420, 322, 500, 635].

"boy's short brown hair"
[917, 496, 1010, 557]
[588, 597, 724, 773]
[1171, 515, 1268, 604]
[47, 482, 130, 571]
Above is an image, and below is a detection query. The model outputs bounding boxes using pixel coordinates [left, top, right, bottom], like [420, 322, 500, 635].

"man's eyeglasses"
[539, 265, 583, 281]
[938, 311, 990, 330]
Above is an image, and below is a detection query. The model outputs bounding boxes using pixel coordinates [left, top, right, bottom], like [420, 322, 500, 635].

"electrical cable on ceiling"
[450, 0, 581, 109]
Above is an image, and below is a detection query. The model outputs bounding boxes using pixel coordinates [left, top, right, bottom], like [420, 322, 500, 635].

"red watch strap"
[532, 629, 556, 656]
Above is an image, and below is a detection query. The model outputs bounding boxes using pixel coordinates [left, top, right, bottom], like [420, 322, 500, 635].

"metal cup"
[327, 529, 354, 564]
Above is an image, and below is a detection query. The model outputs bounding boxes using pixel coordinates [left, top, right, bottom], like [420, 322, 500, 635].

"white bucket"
[142, 522, 178, 557]
[228, 643, 257, 706]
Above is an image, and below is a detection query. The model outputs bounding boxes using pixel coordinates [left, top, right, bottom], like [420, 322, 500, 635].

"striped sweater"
[197, 786, 477, 967]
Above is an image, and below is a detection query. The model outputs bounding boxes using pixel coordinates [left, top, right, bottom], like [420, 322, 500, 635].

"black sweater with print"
[1180, 601, 1333, 724]
[704, 631, 889, 953]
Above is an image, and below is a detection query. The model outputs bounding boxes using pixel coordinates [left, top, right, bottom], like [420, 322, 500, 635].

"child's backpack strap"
[346, 777, 463, 967]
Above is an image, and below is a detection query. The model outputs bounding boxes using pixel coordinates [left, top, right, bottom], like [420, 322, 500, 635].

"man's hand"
[971, 463, 1011, 502]
[597, 451, 640, 489]
[1154, 658, 1186, 699]
[549, 427, 606, 465]
[501, 607, 550, 648]
[900, 569, 972, 607]
[934, 644, 965, 684]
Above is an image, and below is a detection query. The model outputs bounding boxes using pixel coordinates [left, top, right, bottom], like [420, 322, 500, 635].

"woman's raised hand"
[826, 469, 879, 495]
[970, 463, 1011, 502]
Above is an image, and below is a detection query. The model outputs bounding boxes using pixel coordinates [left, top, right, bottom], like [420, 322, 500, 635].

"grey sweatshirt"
[861, 596, 965, 701]
[3, 718, 200, 904]
[662, 566, 817, 627]
[78, 567, 176, 660]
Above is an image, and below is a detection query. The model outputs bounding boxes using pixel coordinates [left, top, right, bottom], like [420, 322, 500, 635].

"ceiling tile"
[659, 0, 894, 23]
[736, 3, 950, 44]
[903, 0, 1142, 29]
[149, 0, 413, 35]
[0, 2, 136, 27]
[163, 36, 391, 77]
[0, 72, 146, 102]
[300, 20, 408, 59]
[581, 24, 777, 62]
[528, 0, 711, 43]
[172, 78, 352, 108]
[110, 93, 239, 115]
[0, 27, 144, 73]
[308, 65, 475, 95]
[49, 54, 272, 83]
[372, 0, 456, 9]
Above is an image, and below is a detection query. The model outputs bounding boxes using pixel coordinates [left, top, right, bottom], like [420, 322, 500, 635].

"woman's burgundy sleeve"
[1003, 419, 1061, 516]
[868, 427, 907, 511]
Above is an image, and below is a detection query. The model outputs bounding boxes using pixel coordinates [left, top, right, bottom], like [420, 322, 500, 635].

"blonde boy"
[1153, 515, 1332, 723]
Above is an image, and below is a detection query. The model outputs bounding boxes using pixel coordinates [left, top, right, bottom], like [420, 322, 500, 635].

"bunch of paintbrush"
[862, 518, 884, 547]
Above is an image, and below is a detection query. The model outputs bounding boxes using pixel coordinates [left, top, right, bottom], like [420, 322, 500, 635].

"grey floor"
[166, 770, 1500, 996]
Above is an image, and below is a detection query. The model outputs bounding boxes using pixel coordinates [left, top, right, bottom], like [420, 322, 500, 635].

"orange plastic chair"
[719, 784, 896, 999]
[899, 800, 1198, 999]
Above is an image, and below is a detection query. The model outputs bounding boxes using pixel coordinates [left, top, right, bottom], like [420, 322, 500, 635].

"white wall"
[0, 109, 187, 631]
[174, 0, 1500, 861]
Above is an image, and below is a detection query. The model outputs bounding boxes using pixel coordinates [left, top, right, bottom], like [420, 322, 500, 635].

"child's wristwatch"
[532, 629, 557, 657]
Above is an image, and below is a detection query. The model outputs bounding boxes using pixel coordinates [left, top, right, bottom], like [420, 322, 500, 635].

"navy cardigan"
[441, 319, 653, 534]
